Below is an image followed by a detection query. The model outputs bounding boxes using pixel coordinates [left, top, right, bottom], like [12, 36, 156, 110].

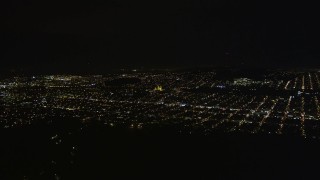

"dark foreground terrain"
[0, 121, 319, 179]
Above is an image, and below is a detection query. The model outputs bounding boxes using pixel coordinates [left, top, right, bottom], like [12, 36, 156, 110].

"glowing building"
[154, 85, 163, 91]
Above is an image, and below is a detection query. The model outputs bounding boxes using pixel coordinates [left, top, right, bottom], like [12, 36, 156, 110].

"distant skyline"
[2, 0, 320, 73]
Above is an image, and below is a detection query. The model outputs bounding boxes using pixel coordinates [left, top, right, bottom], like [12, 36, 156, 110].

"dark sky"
[2, 0, 320, 73]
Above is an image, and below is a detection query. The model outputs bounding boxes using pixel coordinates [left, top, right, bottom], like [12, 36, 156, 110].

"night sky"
[2, 0, 320, 73]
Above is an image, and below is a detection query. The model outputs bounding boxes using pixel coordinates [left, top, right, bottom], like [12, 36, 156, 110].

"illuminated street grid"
[1, 71, 320, 139]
